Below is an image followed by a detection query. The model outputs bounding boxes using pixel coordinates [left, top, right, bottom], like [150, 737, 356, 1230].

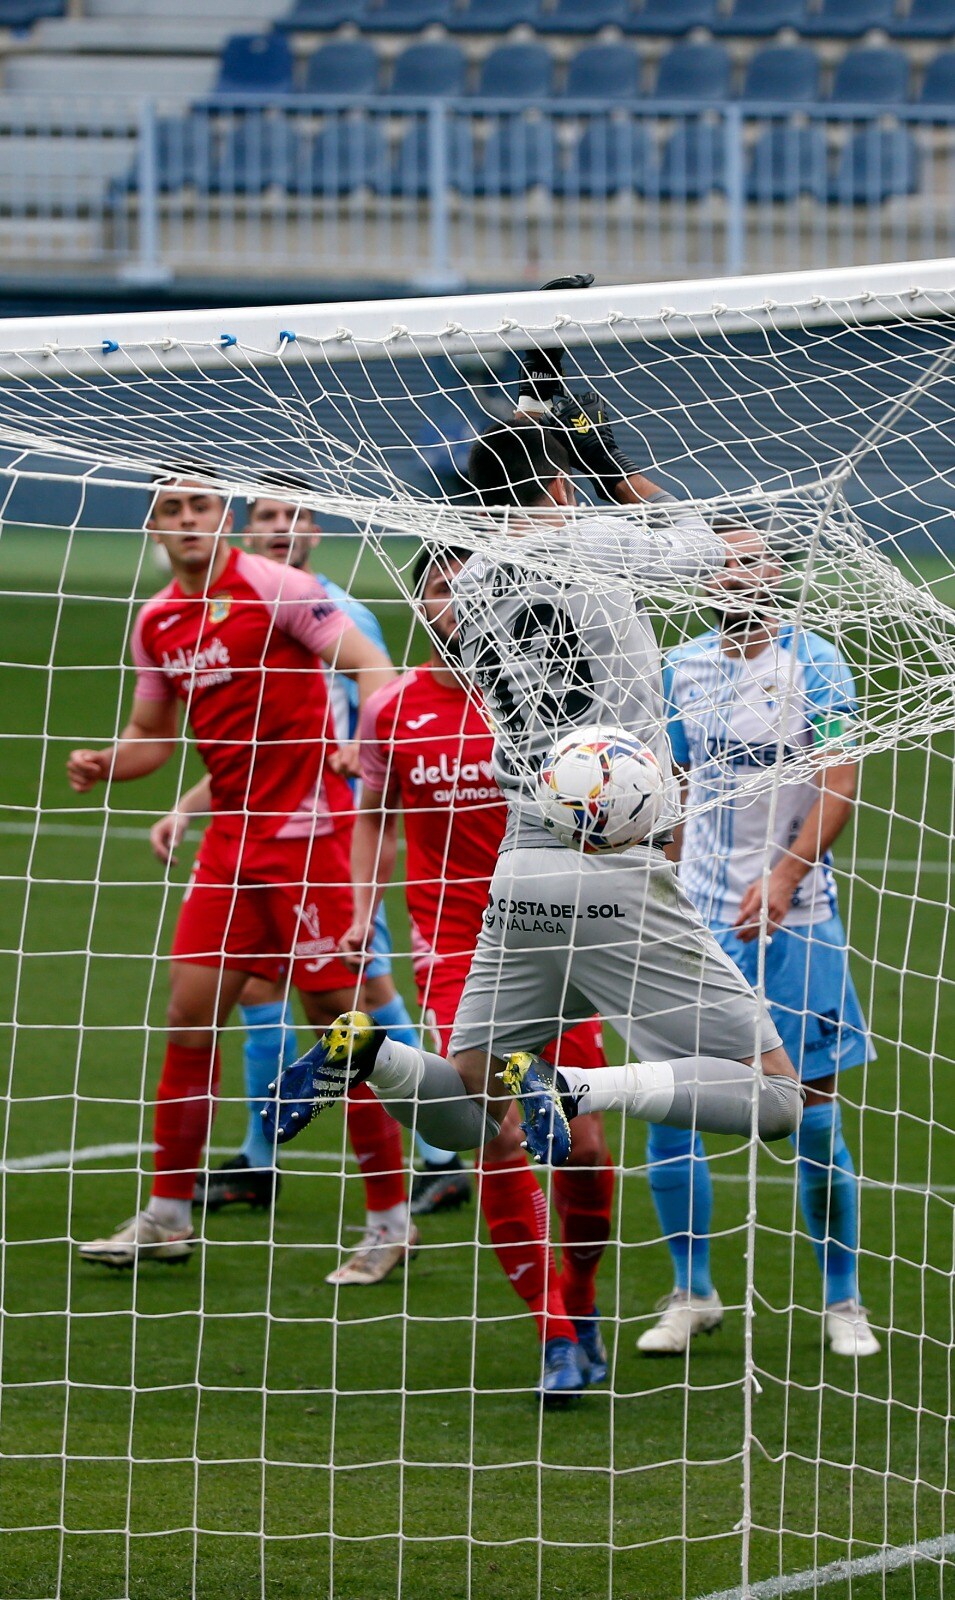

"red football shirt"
[359, 665, 505, 963]
[131, 547, 354, 840]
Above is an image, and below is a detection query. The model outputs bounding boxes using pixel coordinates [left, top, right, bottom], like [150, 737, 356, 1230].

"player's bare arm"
[150, 774, 212, 866]
[340, 782, 399, 972]
[735, 757, 857, 942]
[320, 629, 395, 776]
[67, 693, 179, 793]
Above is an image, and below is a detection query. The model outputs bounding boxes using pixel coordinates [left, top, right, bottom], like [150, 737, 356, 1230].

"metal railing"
[0, 93, 952, 287]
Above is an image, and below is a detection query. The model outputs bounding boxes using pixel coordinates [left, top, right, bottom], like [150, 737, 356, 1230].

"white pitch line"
[697, 1531, 955, 1600]
[4, 1143, 955, 1198]
[0, 820, 951, 876]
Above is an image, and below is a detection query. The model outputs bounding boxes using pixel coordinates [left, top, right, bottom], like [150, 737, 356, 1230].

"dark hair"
[247, 472, 314, 516]
[467, 419, 571, 508]
[411, 543, 472, 597]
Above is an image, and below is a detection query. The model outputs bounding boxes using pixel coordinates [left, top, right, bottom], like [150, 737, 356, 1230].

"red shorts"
[171, 824, 355, 994]
[416, 956, 606, 1067]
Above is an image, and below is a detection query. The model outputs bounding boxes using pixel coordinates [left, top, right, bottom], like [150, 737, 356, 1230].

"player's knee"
[757, 1074, 805, 1141]
[563, 1111, 606, 1167]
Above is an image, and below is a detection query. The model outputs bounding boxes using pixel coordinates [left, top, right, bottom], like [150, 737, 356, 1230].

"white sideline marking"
[4, 1143, 955, 1198]
[0, 819, 950, 877]
[697, 1532, 955, 1600]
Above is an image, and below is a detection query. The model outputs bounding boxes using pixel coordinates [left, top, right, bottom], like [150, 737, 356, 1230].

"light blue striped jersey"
[315, 572, 389, 747]
[662, 624, 857, 928]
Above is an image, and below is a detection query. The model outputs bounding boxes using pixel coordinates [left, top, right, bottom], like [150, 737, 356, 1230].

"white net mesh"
[0, 263, 953, 1600]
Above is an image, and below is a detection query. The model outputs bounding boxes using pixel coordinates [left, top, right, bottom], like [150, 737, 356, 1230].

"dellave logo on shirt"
[409, 752, 494, 788]
[161, 637, 233, 688]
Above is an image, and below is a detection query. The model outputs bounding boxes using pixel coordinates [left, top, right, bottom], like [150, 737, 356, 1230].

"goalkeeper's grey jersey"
[451, 505, 725, 851]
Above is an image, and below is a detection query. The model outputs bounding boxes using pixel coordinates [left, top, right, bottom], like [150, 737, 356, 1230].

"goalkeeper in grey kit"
[265, 287, 802, 1171]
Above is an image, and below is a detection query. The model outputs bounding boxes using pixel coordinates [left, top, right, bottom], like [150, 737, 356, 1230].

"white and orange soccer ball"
[536, 724, 665, 854]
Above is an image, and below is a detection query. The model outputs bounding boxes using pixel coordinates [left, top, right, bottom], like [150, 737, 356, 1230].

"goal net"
[0, 260, 953, 1600]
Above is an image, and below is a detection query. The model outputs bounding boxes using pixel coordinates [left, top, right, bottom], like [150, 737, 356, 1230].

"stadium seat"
[655, 43, 732, 101]
[741, 46, 820, 104]
[801, 0, 895, 36]
[277, 0, 368, 26]
[363, 0, 454, 30]
[658, 120, 727, 195]
[114, 116, 215, 194]
[627, 0, 718, 35]
[829, 125, 919, 201]
[308, 117, 390, 194]
[535, 0, 632, 32]
[303, 40, 380, 97]
[712, 0, 809, 36]
[447, 0, 543, 29]
[831, 47, 909, 106]
[388, 117, 476, 195]
[207, 118, 303, 194]
[744, 123, 829, 200]
[474, 117, 559, 193]
[920, 50, 955, 104]
[388, 41, 468, 97]
[214, 33, 295, 96]
[0, 0, 65, 25]
[890, 0, 955, 40]
[477, 43, 555, 99]
[563, 44, 641, 102]
[559, 118, 658, 195]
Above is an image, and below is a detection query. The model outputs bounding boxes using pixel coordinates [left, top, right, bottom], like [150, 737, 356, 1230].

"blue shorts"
[711, 913, 872, 1082]
[364, 901, 393, 983]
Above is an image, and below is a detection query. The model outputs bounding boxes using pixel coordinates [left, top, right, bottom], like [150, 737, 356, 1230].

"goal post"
[0, 258, 953, 1600]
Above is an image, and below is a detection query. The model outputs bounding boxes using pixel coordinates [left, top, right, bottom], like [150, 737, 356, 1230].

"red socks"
[344, 1082, 408, 1212]
[479, 1156, 576, 1345]
[152, 1041, 221, 1201]
[552, 1156, 615, 1319]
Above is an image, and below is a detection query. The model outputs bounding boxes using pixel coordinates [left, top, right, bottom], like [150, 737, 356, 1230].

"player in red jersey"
[339, 545, 616, 1402]
[67, 478, 410, 1269]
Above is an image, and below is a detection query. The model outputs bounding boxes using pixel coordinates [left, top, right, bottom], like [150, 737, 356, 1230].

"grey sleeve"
[514, 501, 725, 586]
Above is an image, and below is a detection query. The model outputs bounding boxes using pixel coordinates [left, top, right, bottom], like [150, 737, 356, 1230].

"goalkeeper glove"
[517, 272, 595, 413]
[549, 389, 639, 503]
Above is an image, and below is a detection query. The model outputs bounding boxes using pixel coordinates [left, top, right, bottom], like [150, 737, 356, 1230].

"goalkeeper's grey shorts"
[449, 845, 782, 1064]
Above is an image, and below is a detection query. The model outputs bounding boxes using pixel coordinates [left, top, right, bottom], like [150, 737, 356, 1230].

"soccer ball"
[536, 725, 666, 854]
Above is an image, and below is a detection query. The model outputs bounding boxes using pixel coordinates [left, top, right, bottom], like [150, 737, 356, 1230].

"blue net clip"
[278, 330, 296, 344]
[101, 339, 120, 354]
[219, 333, 238, 348]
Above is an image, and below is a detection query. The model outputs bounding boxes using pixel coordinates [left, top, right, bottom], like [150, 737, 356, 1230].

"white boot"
[637, 1289, 724, 1356]
[826, 1299, 881, 1357]
[79, 1210, 195, 1269]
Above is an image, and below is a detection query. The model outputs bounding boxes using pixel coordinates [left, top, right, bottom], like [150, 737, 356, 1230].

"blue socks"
[793, 1100, 859, 1307]
[239, 1001, 298, 1169]
[646, 1123, 714, 1299]
[370, 994, 457, 1166]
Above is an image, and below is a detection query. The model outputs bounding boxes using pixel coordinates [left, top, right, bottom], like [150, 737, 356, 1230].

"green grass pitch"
[0, 529, 953, 1600]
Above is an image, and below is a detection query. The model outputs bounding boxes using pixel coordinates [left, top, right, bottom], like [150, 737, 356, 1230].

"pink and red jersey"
[359, 664, 505, 963]
[131, 546, 354, 841]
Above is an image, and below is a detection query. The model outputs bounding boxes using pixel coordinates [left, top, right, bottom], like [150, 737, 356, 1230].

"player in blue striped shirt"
[645, 524, 879, 1359]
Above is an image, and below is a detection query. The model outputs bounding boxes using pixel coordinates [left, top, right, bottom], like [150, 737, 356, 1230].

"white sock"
[559, 1061, 676, 1121]
[558, 1057, 801, 1141]
[146, 1196, 192, 1231]
[366, 1202, 408, 1239]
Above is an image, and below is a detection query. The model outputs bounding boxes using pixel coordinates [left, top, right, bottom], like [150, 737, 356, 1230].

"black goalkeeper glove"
[517, 272, 595, 412]
[549, 389, 639, 503]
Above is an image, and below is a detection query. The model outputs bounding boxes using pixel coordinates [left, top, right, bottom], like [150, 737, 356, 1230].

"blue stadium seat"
[920, 50, 955, 104]
[277, 1, 369, 26]
[215, 33, 295, 96]
[0, 0, 65, 24]
[564, 44, 641, 102]
[627, 0, 718, 34]
[308, 117, 390, 194]
[655, 43, 732, 101]
[658, 120, 727, 195]
[363, 0, 454, 29]
[831, 47, 909, 106]
[741, 46, 820, 104]
[891, 0, 955, 40]
[559, 119, 657, 195]
[712, 0, 809, 35]
[447, 0, 543, 28]
[388, 117, 476, 195]
[303, 41, 380, 96]
[801, 0, 895, 35]
[474, 117, 560, 193]
[477, 43, 555, 99]
[388, 41, 468, 97]
[115, 116, 215, 193]
[745, 123, 829, 199]
[208, 118, 304, 193]
[829, 125, 919, 201]
[536, 0, 632, 32]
